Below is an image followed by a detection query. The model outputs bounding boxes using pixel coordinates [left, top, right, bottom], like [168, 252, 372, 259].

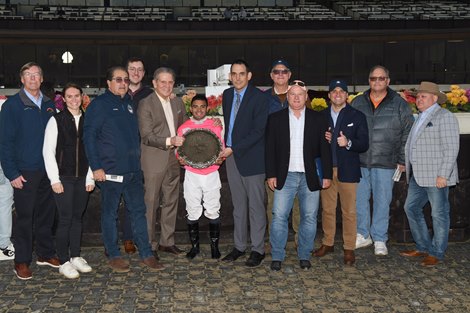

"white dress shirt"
[156, 93, 176, 147]
[288, 107, 305, 172]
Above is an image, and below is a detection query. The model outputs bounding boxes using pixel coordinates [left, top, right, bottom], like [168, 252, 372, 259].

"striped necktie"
[233, 92, 241, 118]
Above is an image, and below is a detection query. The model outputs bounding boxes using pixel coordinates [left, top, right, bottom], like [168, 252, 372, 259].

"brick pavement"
[0, 239, 469, 313]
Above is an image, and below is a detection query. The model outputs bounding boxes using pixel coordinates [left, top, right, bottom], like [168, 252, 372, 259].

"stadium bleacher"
[2, 0, 470, 21]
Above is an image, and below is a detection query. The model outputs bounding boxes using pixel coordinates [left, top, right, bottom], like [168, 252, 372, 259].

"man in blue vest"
[0, 62, 58, 280]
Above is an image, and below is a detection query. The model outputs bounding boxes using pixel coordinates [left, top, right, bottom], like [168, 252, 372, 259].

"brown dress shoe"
[158, 245, 184, 256]
[421, 255, 439, 267]
[343, 249, 355, 266]
[141, 257, 164, 271]
[36, 256, 60, 268]
[14, 263, 32, 280]
[124, 240, 137, 254]
[400, 250, 429, 257]
[313, 245, 334, 257]
[108, 257, 130, 273]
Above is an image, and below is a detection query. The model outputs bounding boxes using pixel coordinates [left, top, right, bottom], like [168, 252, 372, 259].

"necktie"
[233, 92, 241, 118]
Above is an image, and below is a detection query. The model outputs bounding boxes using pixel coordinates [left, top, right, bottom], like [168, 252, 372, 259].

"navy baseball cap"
[329, 80, 348, 92]
[271, 59, 290, 70]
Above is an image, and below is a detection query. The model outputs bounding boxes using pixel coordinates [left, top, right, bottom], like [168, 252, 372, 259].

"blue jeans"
[356, 167, 394, 242]
[270, 172, 319, 261]
[0, 170, 13, 248]
[404, 176, 450, 260]
[98, 171, 152, 259]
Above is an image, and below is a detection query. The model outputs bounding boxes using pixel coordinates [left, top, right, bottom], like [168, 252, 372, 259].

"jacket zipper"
[75, 117, 79, 177]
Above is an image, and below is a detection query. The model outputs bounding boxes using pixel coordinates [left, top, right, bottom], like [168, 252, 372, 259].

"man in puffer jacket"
[351, 65, 414, 256]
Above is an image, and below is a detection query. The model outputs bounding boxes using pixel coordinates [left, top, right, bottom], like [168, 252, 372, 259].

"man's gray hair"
[20, 62, 42, 77]
[153, 67, 175, 81]
[369, 65, 389, 78]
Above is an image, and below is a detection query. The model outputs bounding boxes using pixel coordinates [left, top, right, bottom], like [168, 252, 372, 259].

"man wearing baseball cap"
[313, 80, 369, 265]
[400, 81, 459, 266]
[264, 59, 301, 249]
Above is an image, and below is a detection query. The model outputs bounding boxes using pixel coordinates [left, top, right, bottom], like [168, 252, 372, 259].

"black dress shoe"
[221, 248, 245, 262]
[270, 261, 282, 271]
[245, 251, 265, 267]
[158, 245, 184, 255]
[299, 259, 311, 270]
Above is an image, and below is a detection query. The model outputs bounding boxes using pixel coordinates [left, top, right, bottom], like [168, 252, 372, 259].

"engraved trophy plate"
[177, 129, 222, 169]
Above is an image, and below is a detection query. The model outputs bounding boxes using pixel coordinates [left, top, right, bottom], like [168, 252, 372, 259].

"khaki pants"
[320, 168, 357, 250]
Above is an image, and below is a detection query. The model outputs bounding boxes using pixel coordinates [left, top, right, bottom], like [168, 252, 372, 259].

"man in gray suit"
[400, 81, 459, 267]
[219, 59, 269, 267]
[137, 67, 188, 256]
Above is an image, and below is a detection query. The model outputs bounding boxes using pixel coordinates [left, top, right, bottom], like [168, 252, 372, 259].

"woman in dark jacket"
[43, 83, 94, 279]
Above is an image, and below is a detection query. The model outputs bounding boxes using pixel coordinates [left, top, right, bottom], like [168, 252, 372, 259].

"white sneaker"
[70, 257, 92, 273]
[355, 234, 373, 249]
[374, 241, 388, 256]
[59, 261, 80, 279]
[0, 243, 15, 261]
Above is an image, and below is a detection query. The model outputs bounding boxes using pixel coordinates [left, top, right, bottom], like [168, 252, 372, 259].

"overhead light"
[386, 41, 398, 44]
[62, 51, 74, 64]
[447, 39, 464, 43]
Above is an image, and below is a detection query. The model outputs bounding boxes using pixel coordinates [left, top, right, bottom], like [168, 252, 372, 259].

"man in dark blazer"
[138, 67, 188, 256]
[313, 80, 369, 266]
[219, 59, 269, 267]
[266, 81, 332, 271]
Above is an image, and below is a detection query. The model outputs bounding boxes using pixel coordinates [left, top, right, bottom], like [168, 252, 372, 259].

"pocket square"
[426, 122, 433, 127]
[347, 123, 354, 127]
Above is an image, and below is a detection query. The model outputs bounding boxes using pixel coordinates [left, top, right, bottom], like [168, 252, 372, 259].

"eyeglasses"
[23, 72, 42, 78]
[369, 76, 388, 82]
[112, 77, 130, 84]
[272, 69, 290, 75]
[128, 67, 144, 73]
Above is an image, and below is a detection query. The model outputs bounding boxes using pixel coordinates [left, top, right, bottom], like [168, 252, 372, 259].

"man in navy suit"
[313, 80, 369, 266]
[219, 59, 269, 267]
[266, 80, 332, 271]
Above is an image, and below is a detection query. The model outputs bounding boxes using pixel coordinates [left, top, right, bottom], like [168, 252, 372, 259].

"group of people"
[0, 57, 460, 280]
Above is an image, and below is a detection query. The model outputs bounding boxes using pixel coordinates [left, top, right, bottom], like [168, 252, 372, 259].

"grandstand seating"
[333, 1, 470, 20]
[1, 0, 470, 21]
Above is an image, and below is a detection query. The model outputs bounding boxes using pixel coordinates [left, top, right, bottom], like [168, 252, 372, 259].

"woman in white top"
[43, 83, 94, 279]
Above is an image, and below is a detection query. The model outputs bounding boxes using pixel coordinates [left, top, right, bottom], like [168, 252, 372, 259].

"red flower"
[206, 94, 223, 115]
[403, 90, 416, 104]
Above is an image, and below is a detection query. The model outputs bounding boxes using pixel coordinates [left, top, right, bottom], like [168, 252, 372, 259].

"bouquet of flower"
[399, 90, 417, 113]
[182, 89, 197, 116]
[54, 94, 64, 111]
[347, 92, 363, 104]
[310, 97, 328, 111]
[444, 85, 469, 112]
[206, 94, 223, 115]
[82, 94, 91, 111]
